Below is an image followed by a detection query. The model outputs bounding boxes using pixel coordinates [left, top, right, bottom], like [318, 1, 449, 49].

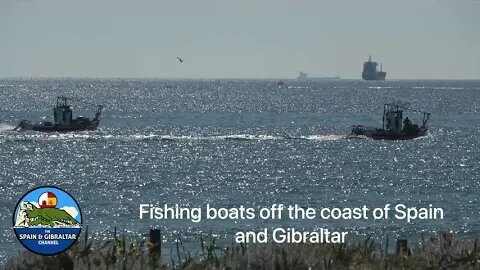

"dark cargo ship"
[362, 55, 386, 81]
[349, 103, 430, 140]
[14, 96, 103, 132]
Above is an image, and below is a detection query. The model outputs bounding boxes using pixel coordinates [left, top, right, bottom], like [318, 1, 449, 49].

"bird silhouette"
[176, 57, 184, 63]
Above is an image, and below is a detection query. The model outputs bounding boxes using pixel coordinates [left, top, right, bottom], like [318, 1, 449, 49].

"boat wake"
[0, 133, 349, 142]
[300, 135, 348, 141]
[0, 123, 15, 132]
[220, 134, 283, 141]
[412, 133, 433, 140]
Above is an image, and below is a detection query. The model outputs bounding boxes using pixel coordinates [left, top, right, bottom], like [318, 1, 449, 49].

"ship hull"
[31, 125, 98, 132]
[350, 126, 427, 140]
[362, 72, 386, 81]
[16, 120, 100, 132]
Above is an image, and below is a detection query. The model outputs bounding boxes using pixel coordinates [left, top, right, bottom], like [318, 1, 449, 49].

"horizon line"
[1, 76, 479, 81]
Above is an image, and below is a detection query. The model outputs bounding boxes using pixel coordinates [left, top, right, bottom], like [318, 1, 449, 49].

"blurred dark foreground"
[4, 231, 480, 270]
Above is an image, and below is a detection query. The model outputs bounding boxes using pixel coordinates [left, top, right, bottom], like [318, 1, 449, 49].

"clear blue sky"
[0, 0, 479, 79]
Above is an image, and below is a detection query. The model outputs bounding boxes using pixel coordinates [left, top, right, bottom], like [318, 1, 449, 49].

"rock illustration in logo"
[13, 186, 82, 256]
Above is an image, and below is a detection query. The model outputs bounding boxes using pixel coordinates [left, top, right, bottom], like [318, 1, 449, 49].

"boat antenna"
[56, 96, 71, 107]
[382, 103, 386, 129]
[422, 112, 431, 127]
[386, 102, 430, 121]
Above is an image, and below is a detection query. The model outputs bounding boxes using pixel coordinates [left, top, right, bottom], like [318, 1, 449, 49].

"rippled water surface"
[0, 78, 479, 261]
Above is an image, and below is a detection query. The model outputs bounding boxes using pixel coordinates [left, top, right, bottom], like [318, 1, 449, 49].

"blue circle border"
[12, 185, 83, 256]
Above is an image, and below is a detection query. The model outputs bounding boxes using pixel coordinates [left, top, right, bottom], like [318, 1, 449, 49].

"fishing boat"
[13, 96, 103, 132]
[350, 103, 430, 140]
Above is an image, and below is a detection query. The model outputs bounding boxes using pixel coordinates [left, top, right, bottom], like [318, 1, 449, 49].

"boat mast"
[54, 96, 73, 126]
[382, 104, 386, 129]
[56, 96, 70, 107]
[422, 112, 431, 127]
[93, 105, 104, 121]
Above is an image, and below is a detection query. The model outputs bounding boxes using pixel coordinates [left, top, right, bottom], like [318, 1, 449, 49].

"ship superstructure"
[362, 55, 386, 81]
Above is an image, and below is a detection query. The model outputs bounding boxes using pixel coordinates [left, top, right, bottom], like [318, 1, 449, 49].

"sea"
[0, 78, 479, 262]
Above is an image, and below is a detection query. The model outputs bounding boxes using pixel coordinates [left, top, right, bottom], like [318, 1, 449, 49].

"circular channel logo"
[13, 186, 82, 256]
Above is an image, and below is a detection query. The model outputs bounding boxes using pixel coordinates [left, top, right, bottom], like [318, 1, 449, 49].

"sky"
[0, 0, 479, 79]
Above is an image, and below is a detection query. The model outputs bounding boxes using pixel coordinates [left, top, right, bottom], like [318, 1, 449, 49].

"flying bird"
[176, 57, 184, 63]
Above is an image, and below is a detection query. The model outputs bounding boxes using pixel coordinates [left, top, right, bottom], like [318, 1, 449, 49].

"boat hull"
[350, 125, 427, 140]
[16, 120, 100, 132]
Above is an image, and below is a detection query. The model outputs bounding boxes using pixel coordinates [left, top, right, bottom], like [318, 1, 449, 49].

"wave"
[220, 134, 283, 141]
[412, 133, 433, 140]
[368, 86, 396, 89]
[0, 133, 348, 142]
[300, 135, 347, 141]
[0, 132, 435, 143]
[0, 123, 15, 132]
[287, 86, 310, 89]
[126, 134, 285, 141]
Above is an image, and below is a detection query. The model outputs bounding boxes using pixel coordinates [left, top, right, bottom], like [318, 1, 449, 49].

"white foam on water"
[220, 134, 283, 141]
[368, 86, 395, 89]
[103, 133, 284, 141]
[159, 135, 201, 141]
[413, 133, 433, 140]
[287, 86, 310, 89]
[301, 134, 347, 141]
[346, 135, 369, 140]
[0, 123, 15, 132]
[0, 132, 356, 142]
[129, 134, 159, 141]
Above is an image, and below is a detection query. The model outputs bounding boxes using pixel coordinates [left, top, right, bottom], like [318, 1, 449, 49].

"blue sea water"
[0, 78, 479, 261]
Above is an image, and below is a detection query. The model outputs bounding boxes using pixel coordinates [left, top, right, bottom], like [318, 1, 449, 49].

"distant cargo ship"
[362, 56, 386, 81]
[297, 72, 340, 81]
